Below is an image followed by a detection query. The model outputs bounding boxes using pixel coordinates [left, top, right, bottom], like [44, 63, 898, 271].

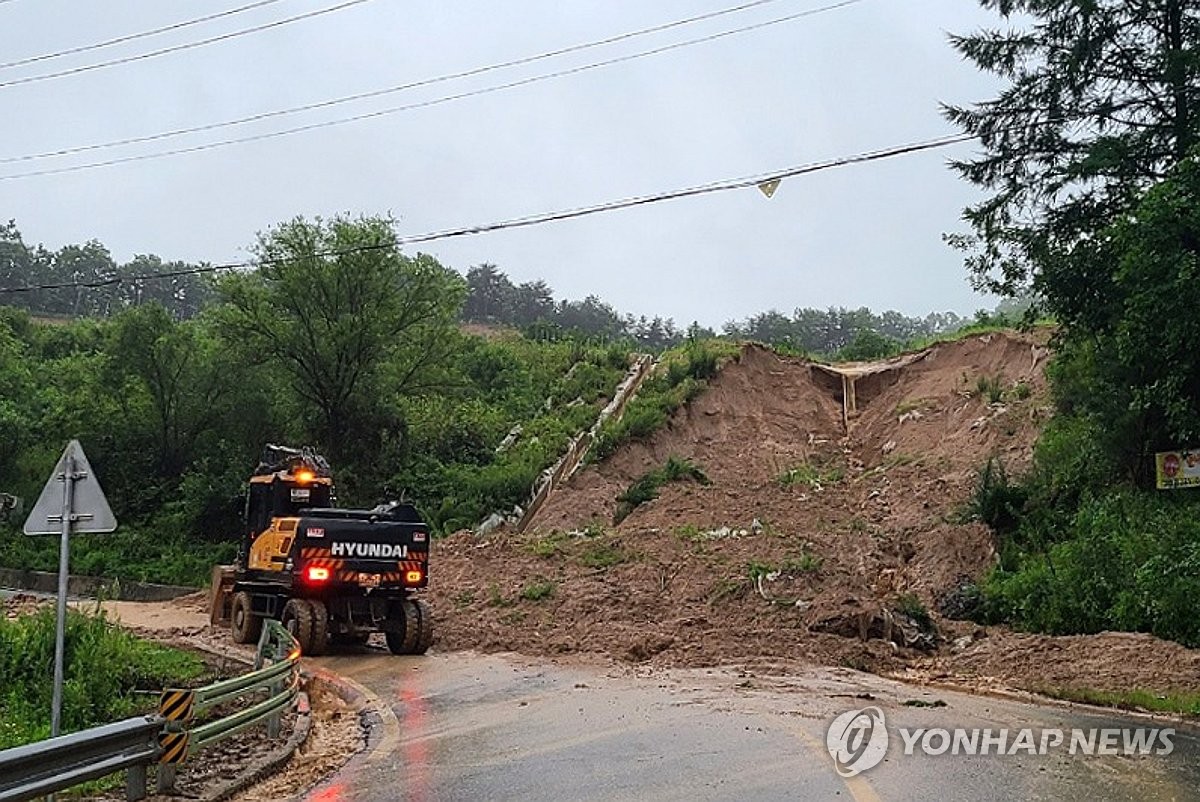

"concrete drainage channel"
[475, 353, 657, 536]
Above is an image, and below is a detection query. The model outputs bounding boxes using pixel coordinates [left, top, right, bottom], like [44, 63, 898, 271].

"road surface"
[304, 650, 1200, 802]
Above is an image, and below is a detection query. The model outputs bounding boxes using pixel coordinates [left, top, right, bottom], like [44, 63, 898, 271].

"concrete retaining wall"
[0, 567, 196, 600]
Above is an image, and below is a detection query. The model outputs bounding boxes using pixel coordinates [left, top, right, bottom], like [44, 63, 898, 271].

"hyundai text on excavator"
[209, 445, 433, 656]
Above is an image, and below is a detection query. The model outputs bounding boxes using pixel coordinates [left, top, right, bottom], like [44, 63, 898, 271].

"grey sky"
[0, 0, 1002, 328]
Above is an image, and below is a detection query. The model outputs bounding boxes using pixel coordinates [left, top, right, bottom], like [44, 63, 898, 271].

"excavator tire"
[282, 599, 328, 656]
[307, 599, 329, 656]
[385, 598, 432, 655]
[230, 591, 262, 644]
[409, 598, 434, 655]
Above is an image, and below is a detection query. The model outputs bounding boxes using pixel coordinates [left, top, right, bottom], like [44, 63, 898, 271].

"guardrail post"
[126, 763, 147, 801]
[267, 676, 283, 740]
[156, 763, 177, 794]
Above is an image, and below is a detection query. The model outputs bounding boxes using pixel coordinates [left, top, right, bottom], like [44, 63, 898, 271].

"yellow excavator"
[209, 445, 432, 656]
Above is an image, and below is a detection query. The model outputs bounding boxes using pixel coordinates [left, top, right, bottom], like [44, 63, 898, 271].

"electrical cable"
[0, 132, 975, 294]
[0, 0, 375, 90]
[0, 0, 831, 165]
[0, 0, 289, 71]
[0, 0, 866, 181]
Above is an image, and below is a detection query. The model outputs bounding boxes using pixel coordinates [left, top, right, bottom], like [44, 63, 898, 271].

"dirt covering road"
[426, 332, 1200, 704]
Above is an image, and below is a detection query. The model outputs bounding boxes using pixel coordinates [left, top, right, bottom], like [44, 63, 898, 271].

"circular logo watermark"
[826, 706, 888, 777]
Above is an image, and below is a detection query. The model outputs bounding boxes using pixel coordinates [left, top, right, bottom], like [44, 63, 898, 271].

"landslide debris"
[424, 331, 1199, 699]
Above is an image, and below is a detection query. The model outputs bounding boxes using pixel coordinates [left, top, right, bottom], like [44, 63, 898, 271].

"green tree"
[108, 305, 244, 476]
[946, 0, 1200, 297]
[1050, 156, 1200, 481]
[836, 329, 899, 362]
[462, 263, 516, 323]
[217, 216, 465, 461]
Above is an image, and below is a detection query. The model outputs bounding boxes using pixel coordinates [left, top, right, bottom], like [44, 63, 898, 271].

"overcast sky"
[0, 0, 1004, 328]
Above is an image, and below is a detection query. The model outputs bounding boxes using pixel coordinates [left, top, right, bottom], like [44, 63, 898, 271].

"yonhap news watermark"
[826, 707, 1175, 778]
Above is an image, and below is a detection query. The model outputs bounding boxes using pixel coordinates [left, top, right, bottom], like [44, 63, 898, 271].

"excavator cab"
[242, 445, 334, 552]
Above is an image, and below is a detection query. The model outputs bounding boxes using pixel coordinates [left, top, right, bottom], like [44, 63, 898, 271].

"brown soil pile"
[426, 331, 1200, 699]
[2, 593, 47, 619]
[903, 629, 1200, 698]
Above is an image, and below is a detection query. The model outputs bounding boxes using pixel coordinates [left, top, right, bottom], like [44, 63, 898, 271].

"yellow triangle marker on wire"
[757, 178, 781, 198]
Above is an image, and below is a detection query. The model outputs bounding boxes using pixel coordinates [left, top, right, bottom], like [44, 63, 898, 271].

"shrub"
[614, 456, 710, 523]
[969, 459, 1028, 535]
[982, 490, 1200, 647]
[0, 607, 203, 748]
[520, 580, 556, 601]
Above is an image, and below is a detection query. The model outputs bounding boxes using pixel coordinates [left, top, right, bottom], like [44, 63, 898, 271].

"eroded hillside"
[426, 331, 1200, 697]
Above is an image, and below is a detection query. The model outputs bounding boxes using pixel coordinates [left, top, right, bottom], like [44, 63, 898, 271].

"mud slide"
[424, 330, 1200, 701]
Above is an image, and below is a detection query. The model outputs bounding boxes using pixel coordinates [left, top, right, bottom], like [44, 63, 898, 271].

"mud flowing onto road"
[426, 331, 1200, 700]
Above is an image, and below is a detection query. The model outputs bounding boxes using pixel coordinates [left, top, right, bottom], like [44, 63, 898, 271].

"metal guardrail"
[0, 619, 301, 802]
[0, 717, 159, 802]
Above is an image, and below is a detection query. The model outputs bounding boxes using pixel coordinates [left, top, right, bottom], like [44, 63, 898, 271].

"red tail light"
[306, 566, 330, 582]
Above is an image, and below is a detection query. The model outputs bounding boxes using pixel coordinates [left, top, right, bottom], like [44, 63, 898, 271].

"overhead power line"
[0, 0, 289, 71]
[0, 0, 375, 90]
[0, 0, 866, 181]
[0, 132, 975, 295]
[0, 0, 833, 166]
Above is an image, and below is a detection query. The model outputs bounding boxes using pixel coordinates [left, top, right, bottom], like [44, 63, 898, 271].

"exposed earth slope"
[427, 331, 1200, 699]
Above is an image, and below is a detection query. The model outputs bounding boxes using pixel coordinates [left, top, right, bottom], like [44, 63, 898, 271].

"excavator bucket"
[209, 564, 236, 627]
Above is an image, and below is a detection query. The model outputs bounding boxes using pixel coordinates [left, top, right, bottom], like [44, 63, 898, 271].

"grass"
[882, 452, 921, 469]
[976, 375, 1006, 404]
[895, 398, 931, 416]
[0, 606, 204, 750]
[520, 580, 556, 601]
[579, 542, 628, 569]
[707, 577, 748, 605]
[777, 460, 845, 489]
[486, 583, 514, 608]
[615, 456, 710, 523]
[894, 592, 934, 633]
[744, 554, 823, 586]
[1036, 687, 1200, 717]
[781, 552, 823, 573]
[528, 530, 571, 558]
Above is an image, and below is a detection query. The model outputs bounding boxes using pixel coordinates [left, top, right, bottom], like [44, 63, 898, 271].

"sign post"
[22, 440, 117, 739]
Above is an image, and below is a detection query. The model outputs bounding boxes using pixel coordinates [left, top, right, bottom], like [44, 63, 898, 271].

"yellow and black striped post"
[158, 689, 195, 724]
[157, 732, 189, 765]
[156, 689, 195, 792]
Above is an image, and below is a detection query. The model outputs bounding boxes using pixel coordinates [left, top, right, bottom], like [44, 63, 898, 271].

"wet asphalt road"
[303, 651, 1200, 802]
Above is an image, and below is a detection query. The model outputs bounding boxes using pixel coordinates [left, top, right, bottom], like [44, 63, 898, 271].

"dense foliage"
[946, 0, 1200, 297]
[0, 216, 634, 583]
[0, 607, 203, 748]
[954, 2, 1200, 647]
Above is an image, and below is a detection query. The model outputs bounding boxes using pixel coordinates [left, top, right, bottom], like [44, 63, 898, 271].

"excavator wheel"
[409, 598, 434, 655]
[230, 591, 262, 644]
[385, 598, 433, 655]
[306, 599, 329, 656]
[282, 599, 329, 656]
